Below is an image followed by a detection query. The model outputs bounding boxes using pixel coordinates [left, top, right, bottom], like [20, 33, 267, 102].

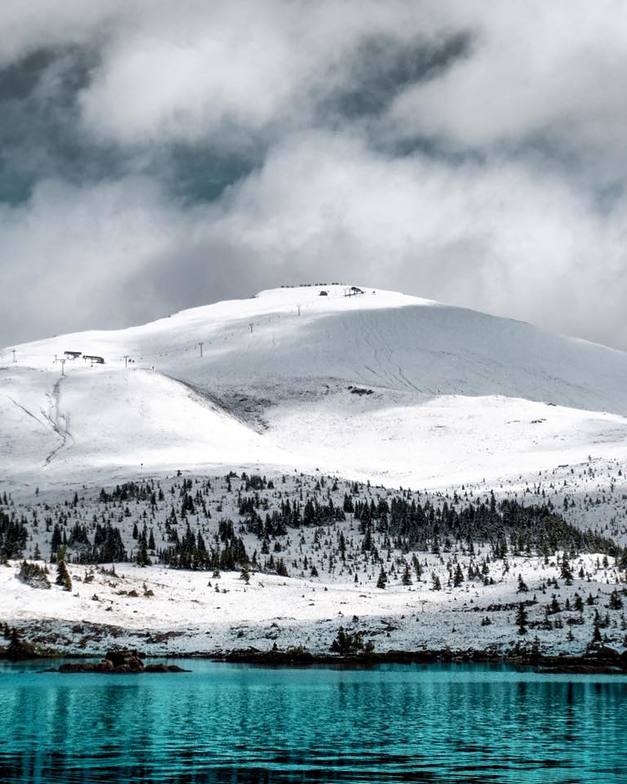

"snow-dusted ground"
[1, 286, 626, 657]
[1, 471, 625, 657]
[2, 554, 623, 658]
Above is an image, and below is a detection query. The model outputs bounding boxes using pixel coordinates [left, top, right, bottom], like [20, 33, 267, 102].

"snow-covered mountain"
[2, 284, 627, 490]
[2, 285, 627, 661]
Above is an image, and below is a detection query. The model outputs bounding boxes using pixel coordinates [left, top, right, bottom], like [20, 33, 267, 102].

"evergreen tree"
[608, 590, 623, 610]
[56, 559, 72, 592]
[549, 595, 561, 614]
[515, 602, 528, 635]
[560, 554, 574, 585]
[591, 616, 602, 646]
[136, 528, 150, 567]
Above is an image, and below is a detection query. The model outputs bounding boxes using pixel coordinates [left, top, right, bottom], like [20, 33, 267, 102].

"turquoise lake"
[0, 661, 625, 783]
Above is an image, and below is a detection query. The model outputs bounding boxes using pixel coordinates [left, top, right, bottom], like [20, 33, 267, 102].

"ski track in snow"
[6, 396, 47, 430]
[42, 377, 73, 466]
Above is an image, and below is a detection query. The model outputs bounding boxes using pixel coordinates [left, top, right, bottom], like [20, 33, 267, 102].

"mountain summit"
[2, 284, 627, 488]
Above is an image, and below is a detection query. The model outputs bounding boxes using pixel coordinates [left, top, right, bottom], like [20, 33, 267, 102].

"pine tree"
[549, 595, 561, 614]
[608, 590, 623, 610]
[56, 559, 72, 592]
[402, 563, 412, 586]
[560, 554, 574, 585]
[136, 528, 150, 567]
[517, 574, 529, 593]
[591, 616, 602, 646]
[376, 568, 387, 589]
[515, 602, 528, 635]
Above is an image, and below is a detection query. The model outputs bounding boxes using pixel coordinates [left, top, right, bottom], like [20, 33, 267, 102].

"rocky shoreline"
[2, 633, 625, 675]
[209, 645, 627, 674]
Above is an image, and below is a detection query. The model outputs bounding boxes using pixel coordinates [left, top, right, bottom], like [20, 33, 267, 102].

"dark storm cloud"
[319, 30, 472, 121]
[1, 0, 627, 351]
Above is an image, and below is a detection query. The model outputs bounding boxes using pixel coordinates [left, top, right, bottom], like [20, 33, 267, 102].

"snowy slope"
[2, 284, 627, 490]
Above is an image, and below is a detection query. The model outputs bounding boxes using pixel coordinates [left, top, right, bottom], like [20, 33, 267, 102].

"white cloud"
[386, 1, 627, 180]
[1, 1, 627, 350]
[0, 177, 196, 342]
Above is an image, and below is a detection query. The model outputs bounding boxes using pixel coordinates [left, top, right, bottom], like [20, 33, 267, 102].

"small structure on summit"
[345, 286, 364, 297]
[64, 350, 82, 359]
[84, 354, 105, 365]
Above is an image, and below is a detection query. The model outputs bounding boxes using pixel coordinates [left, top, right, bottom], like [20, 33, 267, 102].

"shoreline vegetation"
[2, 634, 626, 675]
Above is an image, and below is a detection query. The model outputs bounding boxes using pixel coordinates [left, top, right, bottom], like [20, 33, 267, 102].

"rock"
[105, 648, 145, 668]
[57, 648, 188, 673]
[59, 663, 89, 672]
[594, 646, 620, 661]
[144, 663, 189, 673]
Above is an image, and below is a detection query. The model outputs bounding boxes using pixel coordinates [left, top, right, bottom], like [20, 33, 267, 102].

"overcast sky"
[1, 0, 626, 349]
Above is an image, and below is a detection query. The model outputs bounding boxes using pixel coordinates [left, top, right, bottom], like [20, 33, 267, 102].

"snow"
[0, 366, 287, 481]
[2, 552, 621, 658]
[2, 284, 627, 493]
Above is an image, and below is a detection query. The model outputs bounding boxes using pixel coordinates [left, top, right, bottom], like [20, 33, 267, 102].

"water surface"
[0, 661, 625, 783]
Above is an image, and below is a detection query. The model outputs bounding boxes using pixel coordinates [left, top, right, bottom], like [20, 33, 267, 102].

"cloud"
[75, 1, 453, 149]
[0, 177, 192, 342]
[188, 132, 627, 349]
[0, 1, 122, 67]
[1, 1, 627, 351]
[384, 1, 627, 184]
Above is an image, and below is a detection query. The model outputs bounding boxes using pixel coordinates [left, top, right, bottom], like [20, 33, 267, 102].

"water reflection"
[0, 663, 625, 783]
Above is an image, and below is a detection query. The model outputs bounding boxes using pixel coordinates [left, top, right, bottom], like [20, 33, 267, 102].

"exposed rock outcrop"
[58, 649, 188, 673]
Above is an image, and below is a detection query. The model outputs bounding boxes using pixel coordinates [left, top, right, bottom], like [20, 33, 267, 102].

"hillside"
[1, 471, 625, 659]
[2, 287, 627, 660]
[2, 284, 627, 491]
